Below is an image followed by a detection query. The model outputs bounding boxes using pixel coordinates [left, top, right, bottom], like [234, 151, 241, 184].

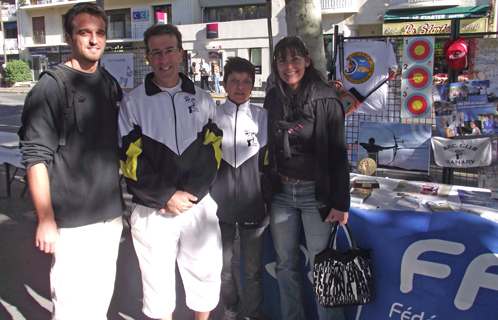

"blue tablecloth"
[261, 207, 498, 320]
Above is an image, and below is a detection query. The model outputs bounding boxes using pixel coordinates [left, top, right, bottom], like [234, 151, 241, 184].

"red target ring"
[407, 66, 431, 90]
[405, 94, 430, 117]
[407, 38, 433, 63]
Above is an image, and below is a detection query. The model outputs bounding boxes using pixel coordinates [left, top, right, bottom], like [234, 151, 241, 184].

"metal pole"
[442, 19, 461, 186]
[266, 0, 273, 63]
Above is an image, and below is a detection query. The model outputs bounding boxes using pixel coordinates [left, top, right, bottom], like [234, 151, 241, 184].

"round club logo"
[344, 52, 374, 84]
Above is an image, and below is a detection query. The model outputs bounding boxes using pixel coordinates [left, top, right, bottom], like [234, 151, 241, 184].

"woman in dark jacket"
[263, 36, 350, 320]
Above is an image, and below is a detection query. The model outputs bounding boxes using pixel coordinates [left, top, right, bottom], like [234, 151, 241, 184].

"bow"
[383, 124, 402, 166]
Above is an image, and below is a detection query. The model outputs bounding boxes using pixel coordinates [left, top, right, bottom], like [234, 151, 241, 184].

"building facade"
[2, 0, 496, 86]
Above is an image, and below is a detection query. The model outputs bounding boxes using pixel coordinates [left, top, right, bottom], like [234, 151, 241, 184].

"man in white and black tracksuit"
[210, 57, 272, 320]
[118, 24, 223, 320]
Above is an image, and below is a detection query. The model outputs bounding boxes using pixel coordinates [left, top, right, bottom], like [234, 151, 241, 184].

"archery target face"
[405, 94, 430, 117]
[406, 66, 431, 90]
[407, 38, 433, 63]
[401, 36, 434, 119]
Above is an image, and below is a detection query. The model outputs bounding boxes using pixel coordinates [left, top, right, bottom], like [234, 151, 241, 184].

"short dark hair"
[223, 57, 255, 86]
[143, 24, 183, 53]
[64, 2, 107, 39]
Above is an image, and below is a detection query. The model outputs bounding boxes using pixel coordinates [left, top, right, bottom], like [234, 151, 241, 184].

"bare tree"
[284, 0, 327, 78]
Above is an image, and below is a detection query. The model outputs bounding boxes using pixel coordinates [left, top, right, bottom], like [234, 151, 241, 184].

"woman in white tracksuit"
[210, 57, 271, 320]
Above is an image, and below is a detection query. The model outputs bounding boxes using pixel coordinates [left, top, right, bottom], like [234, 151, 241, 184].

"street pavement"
[0, 88, 266, 320]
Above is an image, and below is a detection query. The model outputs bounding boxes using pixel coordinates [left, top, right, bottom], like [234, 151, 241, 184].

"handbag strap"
[328, 222, 358, 250]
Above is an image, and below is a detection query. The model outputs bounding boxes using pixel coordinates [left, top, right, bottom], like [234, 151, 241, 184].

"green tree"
[4, 59, 32, 85]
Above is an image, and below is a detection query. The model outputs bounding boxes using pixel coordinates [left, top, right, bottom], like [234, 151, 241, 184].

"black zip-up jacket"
[264, 83, 351, 220]
[210, 98, 269, 227]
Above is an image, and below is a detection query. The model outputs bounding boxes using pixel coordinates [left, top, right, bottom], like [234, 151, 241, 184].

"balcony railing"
[4, 38, 18, 54]
[20, 0, 87, 10]
[321, 0, 358, 13]
[30, 0, 67, 5]
[33, 31, 45, 44]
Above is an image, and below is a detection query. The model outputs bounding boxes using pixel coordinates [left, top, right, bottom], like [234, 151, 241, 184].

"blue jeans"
[214, 73, 221, 92]
[220, 216, 268, 320]
[270, 180, 345, 320]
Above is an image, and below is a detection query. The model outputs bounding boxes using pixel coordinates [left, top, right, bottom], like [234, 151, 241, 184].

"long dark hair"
[271, 36, 326, 120]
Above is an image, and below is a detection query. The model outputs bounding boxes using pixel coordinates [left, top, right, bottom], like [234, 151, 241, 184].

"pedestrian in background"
[118, 23, 223, 320]
[190, 61, 197, 83]
[210, 57, 270, 320]
[200, 58, 213, 92]
[263, 36, 350, 320]
[19, 2, 125, 319]
[212, 60, 221, 93]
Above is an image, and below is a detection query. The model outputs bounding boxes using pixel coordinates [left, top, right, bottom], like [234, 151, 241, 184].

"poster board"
[434, 80, 498, 137]
[100, 53, 134, 89]
[358, 121, 432, 174]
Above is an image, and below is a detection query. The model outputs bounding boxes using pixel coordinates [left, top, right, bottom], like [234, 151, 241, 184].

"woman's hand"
[325, 208, 349, 226]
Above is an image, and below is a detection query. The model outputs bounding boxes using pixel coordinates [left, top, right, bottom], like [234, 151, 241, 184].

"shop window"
[233, 7, 243, 20]
[258, 5, 267, 19]
[205, 5, 267, 22]
[219, 8, 231, 21]
[207, 9, 217, 22]
[32, 16, 45, 44]
[3, 22, 17, 39]
[153, 5, 172, 24]
[245, 6, 258, 20]
[107, 9, 132, 39]
[250, 48, 262, 74]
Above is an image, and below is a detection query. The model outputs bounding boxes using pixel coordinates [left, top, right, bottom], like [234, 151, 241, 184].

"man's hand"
[159, 191, 197, 215]
[36, 216, 57, 254]
[325, 208, 349, 226]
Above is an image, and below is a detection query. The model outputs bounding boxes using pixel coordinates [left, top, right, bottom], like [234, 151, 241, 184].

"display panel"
[358, 121, 432, 175]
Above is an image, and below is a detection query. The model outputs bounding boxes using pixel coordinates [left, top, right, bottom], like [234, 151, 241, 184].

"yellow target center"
[414, 45, 426, 56]
[413, 72, 424, 83]
[412, 100, 423, 111]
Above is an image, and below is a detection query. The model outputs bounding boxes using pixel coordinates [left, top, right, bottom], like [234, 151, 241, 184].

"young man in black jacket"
[19, 3, 125, 319]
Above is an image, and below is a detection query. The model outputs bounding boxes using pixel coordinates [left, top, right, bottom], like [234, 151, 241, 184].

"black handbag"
[313, 222, 373, 308]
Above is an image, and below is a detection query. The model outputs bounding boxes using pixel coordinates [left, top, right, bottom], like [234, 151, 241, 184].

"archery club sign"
[431, 136, 492, 168]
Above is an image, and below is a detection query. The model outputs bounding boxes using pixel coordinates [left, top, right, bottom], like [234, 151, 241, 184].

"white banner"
[431, 136, 492, 168]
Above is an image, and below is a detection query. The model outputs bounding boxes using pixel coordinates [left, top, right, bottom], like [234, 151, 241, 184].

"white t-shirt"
[336, 40, 398, 115]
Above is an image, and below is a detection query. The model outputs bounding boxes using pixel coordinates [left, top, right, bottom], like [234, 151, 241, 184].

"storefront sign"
[132, 10, 149, 21]
[383, 18, 488, 36]
[207, 23, 218, 39]
[156, 12, 167, 24]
